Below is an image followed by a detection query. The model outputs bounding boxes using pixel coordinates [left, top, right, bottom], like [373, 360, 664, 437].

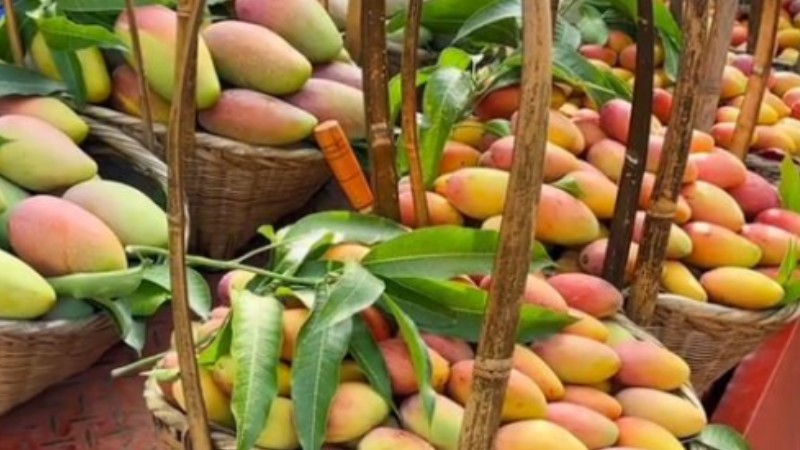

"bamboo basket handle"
[2, 0, 24, 65]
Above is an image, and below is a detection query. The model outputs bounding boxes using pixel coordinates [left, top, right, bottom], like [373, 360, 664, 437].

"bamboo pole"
[362, 0, 400, 221]
[729, 0, 780, 160]
[345, 0, 363, 64]
[627, 0, 710, 325]
[400, 0, 429, 227]
[603, 0, 654, 288]
[694, 0, 738, 132]
[747, 0, 763, 54]
[458, 1, 552, 449]
[2, 0, 24, 66]
[123, 0, 157, 152]
[165, 0, 213, 448]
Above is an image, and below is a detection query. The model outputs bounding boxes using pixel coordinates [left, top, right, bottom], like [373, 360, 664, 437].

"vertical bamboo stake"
[166, 0, 213, 448]
[603, 0, 654, 288]
[729, 0, 780, 160]
[627, 0, 710, 326]
[401, 0, 429, 227]
[345, 0, 363, 64]
[362, 0, 400, 221]
[123, 0, 157, 153]
[458, 1, 551, 449]
[694, 0, 738, 132]
[747, 0, 763, 54]
[2, 0, 24, 66]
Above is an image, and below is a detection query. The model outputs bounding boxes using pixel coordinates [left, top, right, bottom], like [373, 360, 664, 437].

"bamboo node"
[649, 197, 677, 219]
[472, 357, 514, 380]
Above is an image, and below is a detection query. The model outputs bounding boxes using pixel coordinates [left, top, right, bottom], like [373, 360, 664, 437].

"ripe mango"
[536, 184, 601, 246]
[203, 21, 311, 95]
[700, 268, 785, 310]
[553, 171, 618, 219]
[773, 71, 800, 96]
[109, 65, 172, 124]
[720, 66, 748, 99]
[688, 147, 748, 189]
[322, 243, 371, 263]
[616, 417, 684, 450]
[741, 223, 800, 265]
[0, 249, 57, 319]
[683, 222, 762, 268]
[421, 334, 474, 364]
[586, 139, 626, 182]
[313, 62, 363, 91]
[549, 110, 586, 154]
[0, 176, 30, 250]
[115, 5, 221, 110]
[477, 86, 520, 121]
[579, 238, 639, 283]
[562, 385, 623, 420]
[554, 249, 583, 274]
[572, 114, 608, 148]
[435, 168, 507, 219]
[378, 338, 450, 396]
[439, 141, 481, 174]
[487, 137, 579, 181]
[9, 196, 127, 277]
[173, 368, 235, 428]
[729, 172, 782, 218]
[563, 308, 609, 342]
[30, 33, 111, 104]
[599, 99, 633, 143]
[285, 79, 365, 140]
[481, 273, 569, 312]
[511, 344, 565, 401]
[254, 397, 299, 450]
[281, 308, 310, 360]
[614, 341, 690, 390]
[494, 420, 589, 450]
[774, 117, 800, 151]
[398, 191, 463, 228]
[753, 125, 797, 153]
[400, 394, 464, 450]
[62, 179, 168, 248]
[632, 211, 693, 259]
[236, 0, 343, 63]
[616, 388, 707, 438]
[646, 134, 699, 182]
[198, 89, 318, 146]
[660, 261, 708, 302]
[547, 273, 623, 319]
[711, 122, 758, 150]
[0, 115, 96, 192]
[0, 96, 88, 144]
[339, 360, 367, 383]
[358, 428, 435, 450]
[757, 208, 800, 236]
[326, 382, 389, 443]
[681, 181, 745, 231]
[546, 402, 619, 449]
[532, 334, 621, 384]
[602, 321, 637, 347]
[211, 355, 292, 397]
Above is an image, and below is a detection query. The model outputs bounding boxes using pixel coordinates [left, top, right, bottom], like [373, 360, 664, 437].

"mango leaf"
[348, 315, 394, 409]
[316, 262, 385, 330]
[694, 424, 751, 450]
[277, 212, 407, 257]
[0, 64, 66, 97]
[483, 119, 512, 138]
[552, 177, 584, 198]
[142, 264, 212, 320]
[419, 0, 509, 36]
[436, 47, 475, 69]
[779, 154, 800, 213]
[781, 280, 800, 305]
[555, 16, 582, 49]
[264, 231, 336, 288]
[778, 241, 798, 286]
[55, 0, 175, 11]
[127, 281, 171, 317]
[292, 294, 353, 450]
[553, 43, 631, 105]
[124, 318, 147, 355]
[362, 227, 551, 279]
[90, 296, 134, 348]
[452, 0, 520, 46]
[383, 296, 436, 422]
[46, 265, 145, 300]
[231, 291, 284, 450]
[199, 316, 233, 366]
[42, 298, 97, 321]
[577, 3, 609, 45]
[50, 49, 87, 108]
[37, 16, 127, 51]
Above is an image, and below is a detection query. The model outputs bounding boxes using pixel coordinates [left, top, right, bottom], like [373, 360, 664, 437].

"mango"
[546, 402, 619, 449]
[616, 388, 707, 438]
[481, 273, 569, 312]
[616, 417, 684, 450]
[614, 341, 690, 390]
[451, 119, 485, 148]
[285, 79, 365, 140]
[563, 308, 609, 342]
[599, 99, 639, 143]
[312, 62, 363, 91]
[660, 261, 707, 302]
[579, 238, 639, 283]
[30, 33, 111, 104]
[421, 334, 474, 364]
[586, 139, 626, 182]
[779, 28, 800, 50]
[211, 355, 292, 396]
[632, 211, 693, 259]
[115, 5, 221, 110]
[720, 65, 748, 99]
[775, 117, 800, 150]
[494, 420, 589, 450]
[652, 88, 673, 124]
[109, 64, 172, 124]
[322, 243, 371, 263]
[255, 397, 299, 450]
[398, 191, 463, 228]
[741, 223, 800, 265]
[690, 148, 748, 191]
[532, 334, 621, 384]
[547, 273, 623, 319]
[378, 338, 450, 396]
[217, 270, 256, 306]
[773, 71, 800, 96]
[339, 360, 367, 383]
[476, 86, 520, 121]
[572, 114, 608, 148]
[700, 267, 785, 310]
[173, 368, 235, 428]
[562, 385, 622, 420]
[435, 168, 507, 219]
[0, 249, 57, 319]
[757, 208, 800, 236]
[681, 181, 745, 231]
[400, 394, 464, 450]
[326, 382, 389, 443]
[536, 184, 601, 246]
[580, 44, 617, 66]
[198, 89, 318, 145]
[646, 134, 699, 182]
[511, 344, 564, 401]
[0, 176, 30, 250]
[281, 308, 310, 360]
[358, 428, 435, 450]
[549, 110, 586, 154]
[203, 21, 311, 95]
[361, 307, 393, 342]
[448, 360, 547, 422]
[729, 172, 782, 218]
[236, 0, 343, 63]
[608, 30, 634, 52]
[602, 321, 637, 347]
[553, 171, 618, 219]
[765, 92, 792, 118]
[753, 125, 798, 153]
[715, 105, 740, 123]
[439, 141, 481, 174]
[683, 222, 763, 268]
[487, 137, 579, 181]
[710, 122, 745, 150]
[555, 249, 583, 274]
[62, 179, 168, 248]
[0, 115, 96, 192]
[0, 96, 89, 143]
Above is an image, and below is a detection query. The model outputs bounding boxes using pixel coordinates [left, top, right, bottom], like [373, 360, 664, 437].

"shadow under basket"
[142, 314, 705, 449]
[82, 106, 332, 260]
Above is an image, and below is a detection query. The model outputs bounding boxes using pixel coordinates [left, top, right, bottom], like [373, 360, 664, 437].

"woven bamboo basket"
[82, 105, 331, 260]
[745, 150, 800, 185]
[142, 313, 706, 449]
[0, 116, 171, 415]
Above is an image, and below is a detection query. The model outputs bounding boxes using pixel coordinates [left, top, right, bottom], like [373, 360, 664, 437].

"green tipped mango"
[0, 177, 30, 250]
[0, 115, 97, 192]
[62, 180, 168, 248]
[30, 33, 111, 104]
[115, 5, 221, 110]
[236, 0, 344, 63]
[203, 21, 311, 95]
[0, 249, 57, 319]
[0, 96, 89, 143]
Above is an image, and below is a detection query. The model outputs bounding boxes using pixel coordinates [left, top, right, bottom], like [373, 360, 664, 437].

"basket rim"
[655, 292, 800, 325]
[0, 311, 112, 334]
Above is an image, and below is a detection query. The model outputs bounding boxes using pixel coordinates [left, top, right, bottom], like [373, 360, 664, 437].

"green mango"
[0, 249, 57, 319]
[0, 176, 30, 250]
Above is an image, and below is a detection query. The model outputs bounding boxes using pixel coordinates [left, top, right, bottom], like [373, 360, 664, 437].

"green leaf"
[694, 424, 751, 450]
[231, 291, 284, 450]
[316, 262, 385, 329]
[383, 296, 436, 423]
[552, 177, 584, 198]
[436, 47, 476, 69]
[779, 154, 800, 213]
[90, 297, 134, 348]
[555, 16, 582, 49]
[577, 4, 609, 45]
[452, 0, 521, 46]
[778, 240, 798, 286]
[46, 265, 145, 300]
[124, 318, 147, 355]
[37, 16, 126, 51]
[552, 43, 631, 106]
[126, 281, 171, 317]
[782, 280, 800, 305]
[42, 297, 97, 321]
[420, 0, 512, 36]
[349, 315, 394, 409]
[50, 49, 87, 108]
[55, 0, 174, 12]
[199, 316, 233, 366]
[0, 63, 66, 97]
[483, 119, 512, 138]
[389, 66, 435, 127]
[142, 264, 212, 319]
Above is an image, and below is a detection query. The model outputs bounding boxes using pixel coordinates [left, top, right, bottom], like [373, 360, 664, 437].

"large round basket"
[0, 116, 170, 415]
[142, 313, 706, 449]
[82, 106, 331, 260]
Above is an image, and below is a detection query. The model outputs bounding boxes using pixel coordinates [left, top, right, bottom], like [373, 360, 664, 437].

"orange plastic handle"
[314, 121, 374, 212]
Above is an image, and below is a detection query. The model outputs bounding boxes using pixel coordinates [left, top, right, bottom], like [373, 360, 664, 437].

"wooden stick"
[345, 0, 363, 64]
[123, 0, 157, 153]
[729, 0, 780, 160]
[401, 0, 429, 227]
[694, 0, 738, 132]
[627, 0, 710, 326]
[458, 1, 552, 449]
[166, 0, 213, 448]
[670, 0, 683, 27]
[747, 0, 763, 54]
[2, 0, 25, 66]
[362, 0, 400, 221]
[603, 0, 654, 288]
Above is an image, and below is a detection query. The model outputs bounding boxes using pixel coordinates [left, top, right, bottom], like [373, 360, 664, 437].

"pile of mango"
[27, 0, 364, 146]
[0, 98, 168, 320]
[157, 242, 705, 450]
[729, 0, 800, 66]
